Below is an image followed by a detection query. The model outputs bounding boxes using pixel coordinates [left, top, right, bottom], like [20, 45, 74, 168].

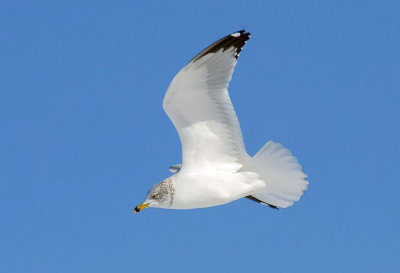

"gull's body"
[171, 163, 263, 209]
[134, 30, 308, 213]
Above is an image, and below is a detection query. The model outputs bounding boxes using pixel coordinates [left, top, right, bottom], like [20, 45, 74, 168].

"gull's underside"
[134, 30, 308, 213]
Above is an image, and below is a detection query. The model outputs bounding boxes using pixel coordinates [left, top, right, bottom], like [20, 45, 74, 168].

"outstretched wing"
[163, 30, 250, 171]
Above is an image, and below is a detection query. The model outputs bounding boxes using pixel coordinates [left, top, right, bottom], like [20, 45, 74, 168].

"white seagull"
[134, 30, 308, 213]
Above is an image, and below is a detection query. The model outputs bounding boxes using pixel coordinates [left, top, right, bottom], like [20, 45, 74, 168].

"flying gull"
[134, 30, 308, 213]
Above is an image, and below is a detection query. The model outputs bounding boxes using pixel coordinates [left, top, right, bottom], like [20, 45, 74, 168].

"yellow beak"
[133, 203, 149, 214]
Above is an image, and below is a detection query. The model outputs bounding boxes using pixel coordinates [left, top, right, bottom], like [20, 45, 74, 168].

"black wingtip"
[190, 30, 251, 63]
[246, 195, 280, 210]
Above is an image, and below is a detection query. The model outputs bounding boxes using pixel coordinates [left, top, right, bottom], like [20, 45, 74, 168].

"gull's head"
[134, 178, 175, 214]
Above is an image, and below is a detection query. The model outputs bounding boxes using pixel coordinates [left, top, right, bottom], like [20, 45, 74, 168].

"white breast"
[170, 167, 264, 209]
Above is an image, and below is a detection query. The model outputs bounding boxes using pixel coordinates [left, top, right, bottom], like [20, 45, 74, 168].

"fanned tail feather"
[247, 141, 308, 208]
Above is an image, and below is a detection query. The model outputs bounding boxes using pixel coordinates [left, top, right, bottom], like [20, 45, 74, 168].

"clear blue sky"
[1, 1, 399, 272]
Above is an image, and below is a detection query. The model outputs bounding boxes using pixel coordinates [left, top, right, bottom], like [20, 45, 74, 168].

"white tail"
[247, 141, 308, 208]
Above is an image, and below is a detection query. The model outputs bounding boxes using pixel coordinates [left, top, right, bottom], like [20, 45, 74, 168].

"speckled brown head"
[133, 178, 175, 213]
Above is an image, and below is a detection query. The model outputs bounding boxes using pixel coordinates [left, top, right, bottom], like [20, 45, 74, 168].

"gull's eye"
[152, 194, 159, 199]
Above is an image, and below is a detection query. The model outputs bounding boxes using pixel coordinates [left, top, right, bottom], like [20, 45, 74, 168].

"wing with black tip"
[163, 31, 251, 170]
